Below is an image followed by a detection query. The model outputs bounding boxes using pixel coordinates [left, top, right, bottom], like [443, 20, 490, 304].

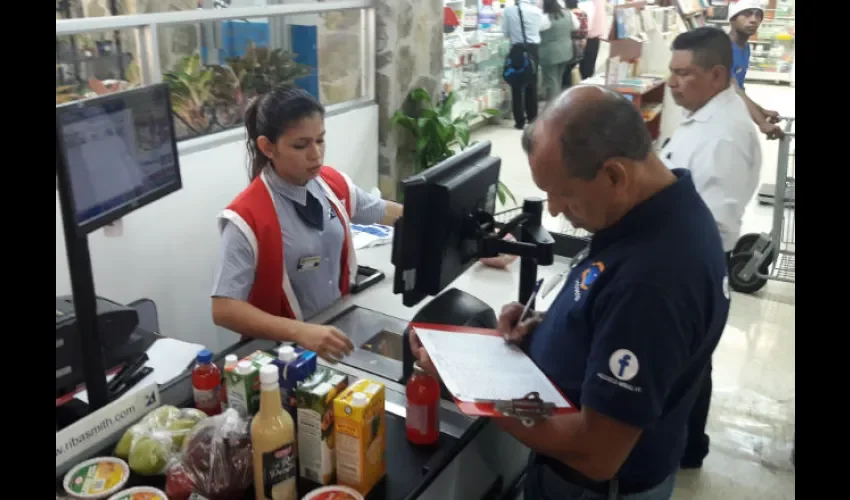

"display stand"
[55, 139, 110, 411]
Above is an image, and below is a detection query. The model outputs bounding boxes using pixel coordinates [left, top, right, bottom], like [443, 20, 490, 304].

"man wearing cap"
[727, 0, 785, 140]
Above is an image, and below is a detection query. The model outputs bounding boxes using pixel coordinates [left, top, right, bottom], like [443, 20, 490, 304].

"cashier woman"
[411, 87, 730, 499]
[211, 86, 402, 361]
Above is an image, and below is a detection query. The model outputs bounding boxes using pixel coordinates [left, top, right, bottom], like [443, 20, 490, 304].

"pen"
[109, 366, 154, 399]
[107, 353, 149, 394]
[517, 278, 545, 325]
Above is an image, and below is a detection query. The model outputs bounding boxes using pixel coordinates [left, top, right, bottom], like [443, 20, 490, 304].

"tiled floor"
[472, 82, 796, 499]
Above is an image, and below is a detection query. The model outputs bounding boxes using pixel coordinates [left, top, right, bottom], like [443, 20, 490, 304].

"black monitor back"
[392, 141, 501, 307]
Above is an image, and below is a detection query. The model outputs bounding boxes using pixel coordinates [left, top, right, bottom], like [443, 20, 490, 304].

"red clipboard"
[410, 322, 578, 421]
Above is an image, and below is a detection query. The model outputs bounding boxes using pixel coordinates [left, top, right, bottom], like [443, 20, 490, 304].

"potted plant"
[390, 88, 517, 206]
[163, 53, 216, 138]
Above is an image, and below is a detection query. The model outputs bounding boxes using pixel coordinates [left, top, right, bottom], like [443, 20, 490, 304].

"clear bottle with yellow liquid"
[252, 364, 298, 500]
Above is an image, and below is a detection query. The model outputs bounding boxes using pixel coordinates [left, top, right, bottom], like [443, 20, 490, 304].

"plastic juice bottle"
[192, 349, 222, 416]
[479, 0, 496, 30]
[405, 362, 440, 445]
[252, 364, 298, 500]
[221, 354, 238, 409]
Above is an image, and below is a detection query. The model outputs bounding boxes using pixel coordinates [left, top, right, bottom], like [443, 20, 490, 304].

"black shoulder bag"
[503, 0, 537, 86]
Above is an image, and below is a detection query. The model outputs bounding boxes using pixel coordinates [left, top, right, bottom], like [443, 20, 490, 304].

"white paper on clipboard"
[414, 327, 572, 408]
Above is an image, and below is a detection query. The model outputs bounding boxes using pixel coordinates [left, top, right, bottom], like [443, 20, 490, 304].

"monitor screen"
[56, 83, 182, 234]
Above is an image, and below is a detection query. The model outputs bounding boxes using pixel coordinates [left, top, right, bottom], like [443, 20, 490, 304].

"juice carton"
[224, 350, 276, 415]
[296, 368, 349, 484]
[271, 345, 318, 423]
[333, 379, 386, 496]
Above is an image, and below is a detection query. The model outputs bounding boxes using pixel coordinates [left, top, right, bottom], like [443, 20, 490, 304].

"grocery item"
[165, 408, 254, 500]
[113, 405, 208, 476]
[271, 344, 317, 422]
[302, 485, 365, 500]
[296, 368, 349, 484]
[333, 379, 386, 496]
[221, 354, 238, 409]
[193, 348, 223, 416]
[226, 350, 277, 415]
[63, 456, 129, 499]
[106, 486, 167, 500]
[226, 360, 258, 416]
[252, 364, 298, 500]
[405, 362, 440, 445]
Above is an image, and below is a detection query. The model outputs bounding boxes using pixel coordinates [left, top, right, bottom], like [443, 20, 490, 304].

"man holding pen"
[410, 86, 730, 499]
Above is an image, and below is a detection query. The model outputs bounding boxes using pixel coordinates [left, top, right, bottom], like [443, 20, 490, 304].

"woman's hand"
[293, 323, 355, 362]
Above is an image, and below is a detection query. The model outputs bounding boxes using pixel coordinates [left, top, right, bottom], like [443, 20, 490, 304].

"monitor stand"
[478, 197, 556, 307]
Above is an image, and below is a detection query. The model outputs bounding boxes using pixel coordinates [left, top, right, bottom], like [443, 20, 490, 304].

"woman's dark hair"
[565, 0, 579, 9]
[543, 0, 564, 18]
[244, 85, 325, 180]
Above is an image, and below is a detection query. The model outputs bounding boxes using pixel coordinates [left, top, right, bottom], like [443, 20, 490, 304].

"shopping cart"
[728, 117, 796, 294]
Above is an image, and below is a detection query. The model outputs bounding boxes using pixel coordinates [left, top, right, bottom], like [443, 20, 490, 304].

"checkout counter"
[55, 83, 586, 499]
[55, 242, 574, 500]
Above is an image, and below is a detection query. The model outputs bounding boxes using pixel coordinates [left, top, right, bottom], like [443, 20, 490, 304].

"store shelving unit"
[442, 0, 511, 127]
[705, 1, 795, 86]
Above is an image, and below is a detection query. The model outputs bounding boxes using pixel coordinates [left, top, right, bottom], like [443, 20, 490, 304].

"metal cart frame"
[728, 117, 796, 294]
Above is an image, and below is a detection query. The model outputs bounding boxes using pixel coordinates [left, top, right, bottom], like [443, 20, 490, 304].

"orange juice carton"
[332, 379, 386, 496]
[296, 368, 349, 484]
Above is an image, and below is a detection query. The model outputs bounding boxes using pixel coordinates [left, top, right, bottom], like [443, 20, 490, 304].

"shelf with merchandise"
[442, 29, 511, 123]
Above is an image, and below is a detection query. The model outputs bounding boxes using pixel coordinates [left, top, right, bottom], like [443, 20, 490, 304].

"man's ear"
[601, 160, 628, 189]
[257, 136, 274, 161]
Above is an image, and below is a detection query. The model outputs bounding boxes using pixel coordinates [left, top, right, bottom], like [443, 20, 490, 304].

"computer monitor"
[55, 83, 182, 235]
[391, 141, 502, 307]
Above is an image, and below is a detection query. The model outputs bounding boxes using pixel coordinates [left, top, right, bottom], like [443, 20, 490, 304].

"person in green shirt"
[539, 0, 575, 102]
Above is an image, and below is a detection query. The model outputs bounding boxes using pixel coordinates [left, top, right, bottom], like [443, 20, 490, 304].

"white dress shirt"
[661, 84, 763, 252]
[502, 0, 550, 44]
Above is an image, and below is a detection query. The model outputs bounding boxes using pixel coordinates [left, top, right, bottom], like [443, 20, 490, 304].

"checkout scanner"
[55, 295, 156, 398]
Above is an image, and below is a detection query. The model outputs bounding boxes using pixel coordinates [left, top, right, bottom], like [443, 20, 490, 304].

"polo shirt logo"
[580, 261, 605, 290]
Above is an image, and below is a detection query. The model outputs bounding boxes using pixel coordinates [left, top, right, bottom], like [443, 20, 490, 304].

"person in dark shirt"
[727, 0, 784, 140]
[411, 86, 731, 499]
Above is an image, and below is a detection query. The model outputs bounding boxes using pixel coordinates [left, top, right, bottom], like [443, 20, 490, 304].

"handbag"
[503, 1, 537, 86]
[566, 8, 588, 66]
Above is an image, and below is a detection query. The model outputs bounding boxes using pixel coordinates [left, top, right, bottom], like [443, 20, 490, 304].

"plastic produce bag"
[114, 405, 208, 476]
[165, 408, 253, 500]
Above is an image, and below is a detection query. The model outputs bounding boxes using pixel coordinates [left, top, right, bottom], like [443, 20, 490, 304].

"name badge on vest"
[328, 207, 337, 220]
[297, 256, 321, 272]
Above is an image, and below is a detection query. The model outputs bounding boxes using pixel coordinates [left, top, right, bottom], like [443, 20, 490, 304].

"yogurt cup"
[63, 457, 130, 499]
[302, 485, 365, 500]
[107, 486, 167, 500]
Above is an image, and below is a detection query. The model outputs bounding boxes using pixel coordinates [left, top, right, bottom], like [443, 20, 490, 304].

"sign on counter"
[56, 383, 161, 473]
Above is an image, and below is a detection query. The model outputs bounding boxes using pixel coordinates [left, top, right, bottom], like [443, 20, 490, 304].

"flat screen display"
[56, 83, 181, 234]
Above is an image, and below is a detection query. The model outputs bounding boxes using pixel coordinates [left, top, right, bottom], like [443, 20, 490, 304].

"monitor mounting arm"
[476, 198, 555, 308]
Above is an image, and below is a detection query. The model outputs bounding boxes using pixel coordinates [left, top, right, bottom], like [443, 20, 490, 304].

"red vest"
[218, 167, 358, 321]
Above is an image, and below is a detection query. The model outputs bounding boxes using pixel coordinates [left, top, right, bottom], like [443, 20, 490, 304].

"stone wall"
[375, 0, 444, 200]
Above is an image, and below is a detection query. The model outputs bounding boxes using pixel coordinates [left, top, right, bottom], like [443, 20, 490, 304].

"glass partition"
[56, 1, 375, 142]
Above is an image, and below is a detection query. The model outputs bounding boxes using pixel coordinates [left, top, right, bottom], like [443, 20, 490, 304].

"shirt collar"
[682, 84, 739, 124]
[263, 167, 323, 206]
[590, 169, 694, 253]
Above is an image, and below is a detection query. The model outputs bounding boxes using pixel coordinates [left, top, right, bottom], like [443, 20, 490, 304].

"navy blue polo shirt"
[527, 169, 730, 487]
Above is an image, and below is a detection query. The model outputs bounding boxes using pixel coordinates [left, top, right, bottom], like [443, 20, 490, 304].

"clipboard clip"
[486, 392, 555, 427]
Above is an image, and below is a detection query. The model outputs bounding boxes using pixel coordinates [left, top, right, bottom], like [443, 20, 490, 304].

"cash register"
[55, 295, 157, 399]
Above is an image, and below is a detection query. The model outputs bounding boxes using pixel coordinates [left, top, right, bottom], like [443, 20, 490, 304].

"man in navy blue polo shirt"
[412, 86, 730, 499]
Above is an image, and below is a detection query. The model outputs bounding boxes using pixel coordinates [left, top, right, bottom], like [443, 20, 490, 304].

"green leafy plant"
[391, 88, 516, 206]
[224, 41, 313, 99]
[163, 53, 215, 135]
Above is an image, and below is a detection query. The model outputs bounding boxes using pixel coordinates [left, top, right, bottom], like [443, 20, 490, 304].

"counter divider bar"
[56, 0, 374, 36]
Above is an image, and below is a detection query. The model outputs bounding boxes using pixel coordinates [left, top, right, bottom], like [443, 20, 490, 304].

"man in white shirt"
[503, 0, 549, 129]
[662, 27, 762, 469]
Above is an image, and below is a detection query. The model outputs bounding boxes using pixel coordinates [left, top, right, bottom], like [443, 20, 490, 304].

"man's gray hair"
[557, 89, 653, 180]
